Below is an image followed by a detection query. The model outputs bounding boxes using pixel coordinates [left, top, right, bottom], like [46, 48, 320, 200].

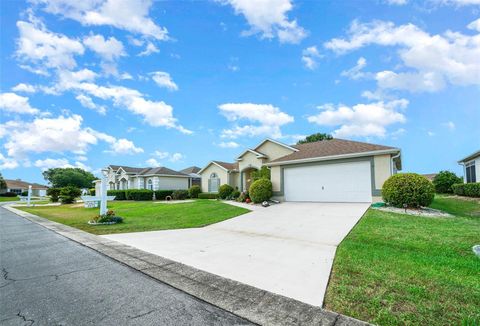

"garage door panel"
[284, 161, 372, 202]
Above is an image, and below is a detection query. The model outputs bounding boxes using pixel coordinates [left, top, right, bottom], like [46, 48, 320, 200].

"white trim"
[254, 138, 298, 152]
[198, 161, 230, 174]
[236, 149, 267, 161]
[458, 150, 480, 163]
[266, 149, 400, 166]
[139, 174, 190, 178]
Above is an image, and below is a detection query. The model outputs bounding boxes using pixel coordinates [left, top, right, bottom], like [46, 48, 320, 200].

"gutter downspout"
[391, 152, 401, 175]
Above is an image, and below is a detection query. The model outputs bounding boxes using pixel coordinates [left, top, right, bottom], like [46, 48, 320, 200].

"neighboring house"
[3, 179, 49, 196]
[458, 150, 479, 183]
[106, 165, 191, 191]
[180, 166, 202, 187]
[422, 173, 438, 182]
[199, 138, 402, 203]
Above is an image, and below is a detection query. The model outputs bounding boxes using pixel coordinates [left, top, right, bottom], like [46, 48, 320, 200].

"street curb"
[4, 205, 370, 326]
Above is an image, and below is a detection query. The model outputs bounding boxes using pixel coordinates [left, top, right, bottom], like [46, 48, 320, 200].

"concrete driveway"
[103, 202, 369, 307]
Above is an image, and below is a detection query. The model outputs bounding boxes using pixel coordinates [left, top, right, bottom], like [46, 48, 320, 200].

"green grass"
[0, 196, 19, 202]
[325, 196, 480, 326]
[17, 200, 249, 235]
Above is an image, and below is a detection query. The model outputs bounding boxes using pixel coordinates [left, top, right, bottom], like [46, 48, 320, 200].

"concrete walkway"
[103, 202, 369, 307]
[0, 206, 251, 326]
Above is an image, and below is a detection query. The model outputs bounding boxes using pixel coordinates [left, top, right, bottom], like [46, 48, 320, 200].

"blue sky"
[0, 0, 479, 184]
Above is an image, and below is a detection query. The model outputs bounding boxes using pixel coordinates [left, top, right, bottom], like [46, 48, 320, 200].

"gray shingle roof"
[180, 166, 201, 174]
[213, 161, 239, 171]
[270, 138, 399, 163]
[138, 166, 188, 177]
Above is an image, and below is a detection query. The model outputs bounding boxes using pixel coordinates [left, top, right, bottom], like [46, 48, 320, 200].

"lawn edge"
[3, 204, 369, 326]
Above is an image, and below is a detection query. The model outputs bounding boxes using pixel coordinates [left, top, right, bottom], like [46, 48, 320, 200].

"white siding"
[157, 177, 189, 190]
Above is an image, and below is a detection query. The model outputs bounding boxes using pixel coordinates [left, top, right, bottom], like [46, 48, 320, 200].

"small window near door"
[466, 161, 476, 183]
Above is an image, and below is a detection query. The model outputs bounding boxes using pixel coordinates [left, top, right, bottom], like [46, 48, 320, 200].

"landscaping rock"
[372, 206, 453, 218]
[473, 245, 480, 258]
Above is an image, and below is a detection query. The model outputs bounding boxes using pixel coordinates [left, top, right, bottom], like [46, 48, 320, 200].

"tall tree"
[0, 172, 7, 190]
[297, 133, 333, 145]
[42, 168, 96, 188]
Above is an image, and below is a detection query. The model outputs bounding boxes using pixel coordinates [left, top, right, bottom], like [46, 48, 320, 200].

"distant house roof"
[422, 173, 438, 181]
[108, 165, 145, 173]
[5, 179, 49, 190]
[137, 166, 189, 177]
[268, 139, 400, 165]
[180, 166, 201, 174]
[458, 150, 480, 163]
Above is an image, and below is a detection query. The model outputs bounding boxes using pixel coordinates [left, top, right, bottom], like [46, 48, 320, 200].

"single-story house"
[199, 138, 402, 203]
[422, 173, 438, 182]
[3, 179, 49, 196]
[106, 165, 191, 191]
[180, 166, 201, 187]
[458, 150, 479, 183]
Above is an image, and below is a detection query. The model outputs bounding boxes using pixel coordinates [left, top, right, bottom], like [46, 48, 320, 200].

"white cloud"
[0, 153, 19, 170]
[0, 93, 40, 115]
[219, 0, 306, 43]
[16, 20, 84, 72]
[218, 103, 294, 139]
[33, 0, 169, 40]
[385, 0, 408, 4]
[83, 34, 125, 61]
[153, 150, 170, 159]
[150, 71, 179, 91]
[218, 141, 240, 148]
[436, 0, 480, 6]
[34, 158, 92, 171]
[138, 42, 159, 56]
[107, 138, 144, 155]
[341, 57, 369, 80]
[76, 94, 106, 115]
[427, 131, 436, 136]
[0, 114, 142, 160]
[301, 46, 321, 70]
[11, 83, 37, 93]
[467, 18, 480, 32]
[324, 20, 480, 92]
[146, 158, 160, 166]
[443, 121, 456, 131]
[170, 152, 184, 162]
[307, 99, 408, 138]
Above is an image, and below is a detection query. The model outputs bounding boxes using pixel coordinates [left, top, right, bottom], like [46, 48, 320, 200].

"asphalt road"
[0, 207, 252, 326]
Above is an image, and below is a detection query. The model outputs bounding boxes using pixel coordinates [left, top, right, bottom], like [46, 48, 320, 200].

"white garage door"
[284, 161, 372, 202]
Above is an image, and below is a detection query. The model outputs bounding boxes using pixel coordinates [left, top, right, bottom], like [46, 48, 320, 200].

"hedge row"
[198, 193, 218, 199]
[452, 183, 480, 197]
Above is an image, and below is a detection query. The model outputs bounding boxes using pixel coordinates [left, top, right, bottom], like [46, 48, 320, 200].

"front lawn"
[324, 196, 480, 325]
[0, 196, 19, 202]
[17, 200, 249, 235]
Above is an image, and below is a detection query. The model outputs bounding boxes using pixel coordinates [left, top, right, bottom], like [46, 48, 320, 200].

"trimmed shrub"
[89, 188, 95, 196]
[172, 189, 189, 200]
[198, 193, 218, 199]
[433, 171, 463, 193]
[59, 186, 82, 204]
[249, 179, 273, 203]
[47, 188, 61, 202]
[188, 185, 201, 199]
[453, 183, 480, 197]
[107, 190, 126, 200]
[230, 190, 241, 200]
[0, 192, 18, 197]
[218, 184, 234, 199]
[154, 190, 174, 200]
[382, 173, 435, 208]
[251, 166, 271, 182]
[125, 189, 153, 201]
[21, 191, 28, 196]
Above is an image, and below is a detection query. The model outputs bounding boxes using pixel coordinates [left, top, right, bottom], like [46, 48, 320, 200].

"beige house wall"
[374, 154, 392, 190]
[200, 164, 229, 192]
[230, 172, 240, 190]
[238, 151, 263, 172]
[270, 166, 282, 192]
[255, 141, 295, 161]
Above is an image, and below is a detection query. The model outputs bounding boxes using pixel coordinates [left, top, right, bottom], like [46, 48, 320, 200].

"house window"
[466, 161, 476, 183]
[148, 179, 153, 190]
[209, 173, 220, 193]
